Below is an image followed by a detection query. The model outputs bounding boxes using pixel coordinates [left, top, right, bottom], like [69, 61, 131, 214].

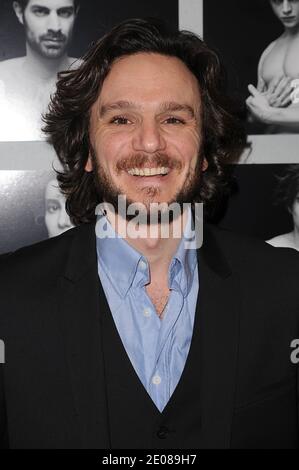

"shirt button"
[139, 260, 147, 270]
[143, 308, 152, 317]
[152, 375, 161, 385]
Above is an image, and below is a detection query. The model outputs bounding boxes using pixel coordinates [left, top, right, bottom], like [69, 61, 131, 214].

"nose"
[47, 12, 62, 32]
[58, 208, 72, 229]
[132, 119, 166, 154]
[282, 0, 292, 14]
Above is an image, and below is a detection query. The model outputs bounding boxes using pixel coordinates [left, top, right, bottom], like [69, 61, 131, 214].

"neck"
[284, 24, 299, 38]
[24, 45, 70, 80]
[106, 206, 189, 280]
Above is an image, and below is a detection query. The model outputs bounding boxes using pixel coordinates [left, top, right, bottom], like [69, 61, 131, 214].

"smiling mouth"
[127, 167, 170, 177]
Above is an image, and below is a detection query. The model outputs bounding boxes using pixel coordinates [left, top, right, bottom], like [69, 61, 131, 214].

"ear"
[13, 1, 24, 25]
[85, 154, 93, 172]
[202, 157, 208, 172]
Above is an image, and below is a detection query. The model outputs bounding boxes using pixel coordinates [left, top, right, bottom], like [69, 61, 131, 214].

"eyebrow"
[30, 4, 74, 11]
[46, 198, 60, 204]
[99, 101, 196, 119]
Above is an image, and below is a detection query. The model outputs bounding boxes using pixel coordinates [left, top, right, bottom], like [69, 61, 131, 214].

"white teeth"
[127, 167, 170, 176]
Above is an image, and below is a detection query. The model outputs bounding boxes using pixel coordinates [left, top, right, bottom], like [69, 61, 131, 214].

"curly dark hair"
[43, 17, 247, 225]
[274, 165, 299, 213]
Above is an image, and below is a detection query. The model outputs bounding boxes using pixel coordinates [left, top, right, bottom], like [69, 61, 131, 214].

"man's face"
[86, 53, 206, 218]
[269, 0, 299, 29]
[17, 0, 77, 59]
[45, 180, 73, 237]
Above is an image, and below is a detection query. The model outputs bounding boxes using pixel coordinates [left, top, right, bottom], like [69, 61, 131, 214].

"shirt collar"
[96, 214, 146, 298]
[96, 205, 197, 299]
[168, 206, 197, 297]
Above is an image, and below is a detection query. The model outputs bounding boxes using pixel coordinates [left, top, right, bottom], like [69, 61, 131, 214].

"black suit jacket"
[0, 222, 299, 449]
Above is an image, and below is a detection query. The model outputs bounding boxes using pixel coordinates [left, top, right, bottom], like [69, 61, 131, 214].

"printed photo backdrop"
[204, 0, 299, 136]
[1, 171, 53, 253]
[202, 0, 299, 164]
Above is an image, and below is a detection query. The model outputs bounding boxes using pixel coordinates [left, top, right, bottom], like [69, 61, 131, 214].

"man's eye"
[110, 116, 131, 125]
[164, 117, 185, 124]
[58, 8, 74, 18]
[32, 8, 49, 16]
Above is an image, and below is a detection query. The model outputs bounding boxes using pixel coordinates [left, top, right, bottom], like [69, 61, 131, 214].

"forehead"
[26, 0, 75, 9]
[98, 53, 201, 109]
[45, 181, 63, 200]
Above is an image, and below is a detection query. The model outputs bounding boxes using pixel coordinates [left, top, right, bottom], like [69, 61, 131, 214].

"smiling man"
[0, 0, 80, 140]
[0, 18, 299, 449]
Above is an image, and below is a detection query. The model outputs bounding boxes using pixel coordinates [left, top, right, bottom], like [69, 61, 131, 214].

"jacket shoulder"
[0, 224, 90, 283]
[208, 224, 299, 279]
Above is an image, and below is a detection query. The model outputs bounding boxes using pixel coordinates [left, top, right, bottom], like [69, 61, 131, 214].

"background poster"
[0, 170, 74, 254]
[203, 0, 299, 163]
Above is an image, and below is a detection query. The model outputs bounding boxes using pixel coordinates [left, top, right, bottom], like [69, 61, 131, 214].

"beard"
[24, 23, 70, 59]
[90, 145, 204, 225]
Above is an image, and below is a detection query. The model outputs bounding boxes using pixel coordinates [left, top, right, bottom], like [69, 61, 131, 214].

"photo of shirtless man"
[247, 0, 299, 133]
[0, 0, 80, 141]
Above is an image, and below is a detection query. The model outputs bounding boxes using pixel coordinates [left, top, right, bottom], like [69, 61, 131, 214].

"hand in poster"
[246, 85, 273, 123]
[264, 76, 293, 108]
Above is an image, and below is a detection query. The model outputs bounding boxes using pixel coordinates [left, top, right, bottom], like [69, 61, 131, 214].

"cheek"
[28, 26, 43, 39]
[63, 20, 75, 35]
[93, 128, 131, 166]
[172, 130, 200, 162]
[45, 213, 53, 228]
[270, 6, 280, 17]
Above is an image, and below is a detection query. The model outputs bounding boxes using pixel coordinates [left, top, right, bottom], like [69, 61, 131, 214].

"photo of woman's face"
[45, 179, 73, 238]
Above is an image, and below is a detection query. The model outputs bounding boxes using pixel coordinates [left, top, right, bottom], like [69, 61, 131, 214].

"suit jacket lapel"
[197, 225, 240, 449]
[57, 223, 110, 449]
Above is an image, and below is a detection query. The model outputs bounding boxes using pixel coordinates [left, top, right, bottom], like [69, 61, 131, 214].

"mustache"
[40, 33, 67, 42]
[116, 153, 183, 172]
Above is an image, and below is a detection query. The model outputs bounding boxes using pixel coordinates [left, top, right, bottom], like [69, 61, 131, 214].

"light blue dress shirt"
[96, 207, 199, 412]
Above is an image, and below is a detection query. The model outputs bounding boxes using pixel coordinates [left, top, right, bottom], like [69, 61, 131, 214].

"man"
[0, 0, 79, 141]
[0, 18, 299, 449]
[247, 0, 299, 133]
